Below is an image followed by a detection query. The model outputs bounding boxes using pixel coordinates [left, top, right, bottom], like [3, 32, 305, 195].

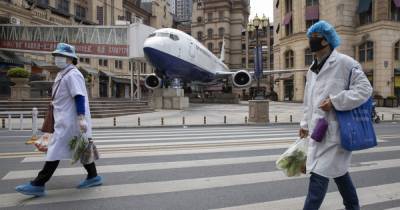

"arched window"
[285, 50, 294, 69]
[207, 43, 213, 51]
[207, 28, 213, 39]
[304, 48, 313, 66]
[395, 41, 400, 60]
[197, 16, 202, 23]
[197, 31, 203, 41]
[218, 27, 225, 38]
[359, 41, 374, 62]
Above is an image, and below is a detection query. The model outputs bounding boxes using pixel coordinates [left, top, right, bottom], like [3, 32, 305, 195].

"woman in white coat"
[299, 21, 372, 210]
[15, 43, 103, 197]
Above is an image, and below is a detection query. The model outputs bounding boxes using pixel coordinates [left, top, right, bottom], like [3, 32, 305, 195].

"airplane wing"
[229, 68, 309, 74]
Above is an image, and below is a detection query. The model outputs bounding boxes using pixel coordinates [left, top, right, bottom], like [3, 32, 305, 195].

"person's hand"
[78, 115, 87, 133]
[319, 98, 333, 112]
[34, 143, 48, 152]
[299, 128, 309, 139]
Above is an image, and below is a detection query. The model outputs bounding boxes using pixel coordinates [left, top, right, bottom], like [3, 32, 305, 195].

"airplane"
[142, 28, 307, 89]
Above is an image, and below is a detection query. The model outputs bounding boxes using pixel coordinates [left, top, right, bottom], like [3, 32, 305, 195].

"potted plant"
[7, 67, 31, 99]
[373, 94, 384, 107]
[384, 96, 398, 107]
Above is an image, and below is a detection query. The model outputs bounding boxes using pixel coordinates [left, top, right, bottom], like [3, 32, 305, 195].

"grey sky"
[250, 0, 274, 23]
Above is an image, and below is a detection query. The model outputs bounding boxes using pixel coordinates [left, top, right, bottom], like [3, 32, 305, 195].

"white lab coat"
[46, 64, 93, 161]
[300, 50, 372, 178]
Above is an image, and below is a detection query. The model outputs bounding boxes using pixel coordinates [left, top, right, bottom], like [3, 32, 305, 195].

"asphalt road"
[0, 123, 399, 210]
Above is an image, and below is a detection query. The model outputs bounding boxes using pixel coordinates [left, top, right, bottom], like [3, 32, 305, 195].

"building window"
[306, 0, 318, 6]
[97, 6, 104, 25]
[38, 0, 49, 6]
[358, 0, 373, 25]
[359, 41, 374, 62]
[218, 27, 225, 38]
[219, 11, 224, 21]
[207, 12, 213, 21]
[75, 5, 86, 19]
[207, 43, 213, 51]
[285, 0, 292, 13]
[99, 59, 108, 67]
[79, 57, 90, 64]
[284, 0, 293, 36]
[115, 60, 123, 69]
[207, 28, 213, 39]
[391, 0, 400, 22]
[285, 19, 293, 36]
[197, 16, 202, 23]
[276, 0, 279, 8]
[197, 31, 203, 41]
[242, 44, 246, 50]
[285, 50, 294, 68]
[276, 24, 280, 34]
[126, 11, 132, 22]
[304, 48, 313, 66]
[306, 19, 319, 29]
[395, 41, 400, 60]
[57, 0, 69, 13]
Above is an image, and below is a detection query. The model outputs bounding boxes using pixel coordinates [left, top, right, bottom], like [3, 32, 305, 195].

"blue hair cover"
[307, 20, 341, 49]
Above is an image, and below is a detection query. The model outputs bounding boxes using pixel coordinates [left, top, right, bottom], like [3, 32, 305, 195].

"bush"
[373, 94, 383, 99]
[7, 67, 30, 78]
[386, 96, 397, 100]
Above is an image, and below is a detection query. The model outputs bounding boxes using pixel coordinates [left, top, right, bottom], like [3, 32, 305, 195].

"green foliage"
[386, 96, 397, 100]
[7, 67, 30, 78]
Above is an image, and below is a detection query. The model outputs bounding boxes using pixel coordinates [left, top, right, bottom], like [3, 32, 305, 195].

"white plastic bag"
[69, 132, 89, 164]
[34, 133, 52, 152]
[276, 138, 308, 177]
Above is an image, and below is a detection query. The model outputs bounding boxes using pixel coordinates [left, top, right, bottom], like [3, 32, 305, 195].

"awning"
[394, 0, 400, 8]
[80, 66, 99, 75]
[305, 5, 319, 20]
[395, 68, 400, 75]
[99, 70, 116, 77]
[112, 77, 131, 84]
[357, 0, 372, 13]
[0, 51, 30, 65]
[275, 73, 294, 81]
[283, 12, 292, 25]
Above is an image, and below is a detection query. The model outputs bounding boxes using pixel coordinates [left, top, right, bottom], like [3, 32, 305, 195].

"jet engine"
[232, 70, 252, 88]
[144, 75, 162, 89]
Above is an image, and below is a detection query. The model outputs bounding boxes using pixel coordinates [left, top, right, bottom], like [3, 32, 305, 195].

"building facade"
[0, 0, 171, 99]
[191, 0, 250, 69]
[176, 0, 192, 21]
[273, 0, 400, 102]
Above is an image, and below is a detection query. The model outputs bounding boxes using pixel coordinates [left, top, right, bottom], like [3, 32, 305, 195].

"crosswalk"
[0, 126, 400, 209]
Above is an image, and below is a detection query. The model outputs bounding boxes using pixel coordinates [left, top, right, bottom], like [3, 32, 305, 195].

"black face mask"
[309, 37, 327, 52]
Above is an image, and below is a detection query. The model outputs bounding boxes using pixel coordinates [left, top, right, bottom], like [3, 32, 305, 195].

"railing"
[0, 108, 38, 137]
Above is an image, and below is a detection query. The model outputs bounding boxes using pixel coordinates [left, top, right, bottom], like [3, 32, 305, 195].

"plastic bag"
[69, 133, 89, 164]
[34, 133, 52, 152]
[276, 138, 308, 177]
[80, 141, 100, 165]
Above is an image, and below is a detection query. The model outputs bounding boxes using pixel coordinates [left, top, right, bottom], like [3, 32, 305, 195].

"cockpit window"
[158, 32, 170, 37]
[169, 34, 179, 41]
[148, 33, 156, 38]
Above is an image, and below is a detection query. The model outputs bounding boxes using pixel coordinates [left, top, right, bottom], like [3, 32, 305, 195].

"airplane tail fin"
[220, 37, 225, 62]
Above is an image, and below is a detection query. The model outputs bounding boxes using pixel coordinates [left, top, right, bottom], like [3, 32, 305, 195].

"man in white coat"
[15, 43, 103, 197]
[299, 21, 372, 210]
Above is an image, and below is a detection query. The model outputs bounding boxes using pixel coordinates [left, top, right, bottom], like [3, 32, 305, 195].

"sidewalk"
[1, 101, 399, 130]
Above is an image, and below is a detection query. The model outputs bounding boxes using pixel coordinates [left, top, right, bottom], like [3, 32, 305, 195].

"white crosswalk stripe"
[0, 126, 399, 209]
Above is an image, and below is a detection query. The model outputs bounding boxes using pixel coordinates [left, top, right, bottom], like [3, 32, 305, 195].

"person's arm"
[330, 65, 372, 111]
[74, 95, 85, 115]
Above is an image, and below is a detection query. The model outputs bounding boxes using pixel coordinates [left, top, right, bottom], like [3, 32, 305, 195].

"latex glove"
[78, 115, 87, 133]
[319, 98, 333, 112]
[299, 128, 309, 139]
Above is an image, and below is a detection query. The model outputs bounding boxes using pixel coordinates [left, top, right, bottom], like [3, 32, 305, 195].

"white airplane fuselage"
[143, 28, 229, 83]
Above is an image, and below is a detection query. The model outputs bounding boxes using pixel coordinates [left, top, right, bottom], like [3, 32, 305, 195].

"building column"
[293, 72, 305, 102]
[374, 40, 394, 97]
[278, 80, 285, 101]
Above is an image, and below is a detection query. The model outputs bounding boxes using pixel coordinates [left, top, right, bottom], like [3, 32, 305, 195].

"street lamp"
[249, 14, 268, 100]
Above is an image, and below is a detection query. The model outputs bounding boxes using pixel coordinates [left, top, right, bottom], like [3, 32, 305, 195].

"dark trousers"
[31, 160, 98, 187]
[303, 172, 360, 210]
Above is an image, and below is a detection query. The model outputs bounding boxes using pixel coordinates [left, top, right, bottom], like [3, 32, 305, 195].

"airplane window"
[169, 34, 179, 41]
[148, 33, 156, 38]
[158, 32, 169, 37]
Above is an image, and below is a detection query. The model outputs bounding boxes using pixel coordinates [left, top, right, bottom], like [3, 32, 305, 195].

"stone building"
[273, 0, 400, 102]
[191, 0, 250, 69]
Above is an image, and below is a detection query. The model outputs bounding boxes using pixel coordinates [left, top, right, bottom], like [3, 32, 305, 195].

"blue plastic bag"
[335, 70, 377, 151]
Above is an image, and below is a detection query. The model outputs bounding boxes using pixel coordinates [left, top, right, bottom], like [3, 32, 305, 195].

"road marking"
[2, 159, 400, 208]
[212, 182, 400, 210]
[92, 127, 290, 134]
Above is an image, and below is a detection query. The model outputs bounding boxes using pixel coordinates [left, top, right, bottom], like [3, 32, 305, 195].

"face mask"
[54, 56, 68, 69]
[309, 37, 327, 52]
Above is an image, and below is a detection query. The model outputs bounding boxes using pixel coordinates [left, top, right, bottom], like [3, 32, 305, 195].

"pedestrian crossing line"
[4, 150, 400, 181]
[21, 143, 400, 164]
[92, 131, 298, 139]
[386, 207, 400, 210]
[2, 159, 400, 209]
[92, 127, 290, 134]
[93, 132, 298, 142]
[211, 182, 400, 210]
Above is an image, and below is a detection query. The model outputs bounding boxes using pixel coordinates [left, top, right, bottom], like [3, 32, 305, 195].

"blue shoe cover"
[15, 183, 46, 197]
[77, 176, 103, 189]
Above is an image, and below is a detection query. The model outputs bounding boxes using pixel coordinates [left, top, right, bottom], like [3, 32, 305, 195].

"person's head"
[306, 20, 340, 53]
[52, 43, 78, 69]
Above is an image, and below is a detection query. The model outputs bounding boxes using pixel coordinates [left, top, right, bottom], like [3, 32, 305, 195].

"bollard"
[8, 114, 11, 131]
[161, 117, 164, 126]
[382, 114, 384, 121]
[393, 114, 395, 121]
[224, 116, 226, 124]
[290, 115, 292, 123]
[113, 116, 116, 127]
[19, 114, 23, 130]
[245, 116, 248, 124]
[1, 118, 4, 129]
[275, 115, 277, 123]
[138, 117, 141, 126]
[182, 116, 185, 125]
[204, 116, 207, 125]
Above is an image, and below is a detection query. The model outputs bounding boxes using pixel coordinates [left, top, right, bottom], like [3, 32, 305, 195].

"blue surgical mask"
[54, 56, 68, 69]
